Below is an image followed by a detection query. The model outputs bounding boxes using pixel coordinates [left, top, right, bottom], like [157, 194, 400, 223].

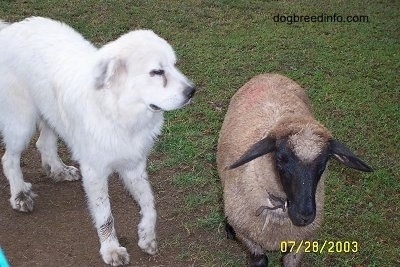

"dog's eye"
[150, 69, 165, 76]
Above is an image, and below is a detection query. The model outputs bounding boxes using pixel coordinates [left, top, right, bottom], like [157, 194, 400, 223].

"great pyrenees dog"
[0, 17, 195, 266]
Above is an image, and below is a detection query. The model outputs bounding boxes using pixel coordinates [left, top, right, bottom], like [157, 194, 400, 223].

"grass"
[1, 0, 399, 266]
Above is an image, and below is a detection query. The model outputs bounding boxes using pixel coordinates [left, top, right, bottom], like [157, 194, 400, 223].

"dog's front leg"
[119, 161, 158, 255]
[81, 164, 129, 266]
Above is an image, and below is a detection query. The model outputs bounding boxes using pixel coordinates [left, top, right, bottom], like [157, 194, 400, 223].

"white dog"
[0, 17, 195, 266]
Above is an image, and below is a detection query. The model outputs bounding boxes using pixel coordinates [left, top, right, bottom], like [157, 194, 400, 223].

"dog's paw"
[11, 185, 37, 212]
[138, 236, 158, 255]
[101, 246, 130, 266]
[138, 223, 158, 255]
[138, 226, 158, 255]
[51, 165, 81, 182]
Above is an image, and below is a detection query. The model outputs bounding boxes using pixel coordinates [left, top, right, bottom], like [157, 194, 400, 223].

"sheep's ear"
[94, 58, 127, 89]
[330, 139, 373, 172]
[229, 136, 276, 169]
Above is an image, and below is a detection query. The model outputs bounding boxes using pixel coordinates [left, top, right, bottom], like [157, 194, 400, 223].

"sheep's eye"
[150, 69, 165, 76]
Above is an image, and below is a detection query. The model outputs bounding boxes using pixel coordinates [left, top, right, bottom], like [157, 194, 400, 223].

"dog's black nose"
[184, 86, 196, 99]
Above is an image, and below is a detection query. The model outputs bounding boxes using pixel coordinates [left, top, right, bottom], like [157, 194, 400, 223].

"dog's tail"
[0, 20, 10, 31]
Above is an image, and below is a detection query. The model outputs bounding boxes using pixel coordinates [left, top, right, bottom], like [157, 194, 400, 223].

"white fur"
[0, 17, 194, 266]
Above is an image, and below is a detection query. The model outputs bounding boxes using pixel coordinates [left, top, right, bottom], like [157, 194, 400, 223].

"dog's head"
[94, 30, 195, 112]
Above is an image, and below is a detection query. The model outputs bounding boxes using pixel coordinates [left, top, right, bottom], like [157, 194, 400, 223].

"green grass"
[1, 0, 399, 266]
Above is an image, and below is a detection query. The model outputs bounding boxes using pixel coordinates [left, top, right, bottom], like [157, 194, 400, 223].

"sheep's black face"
[275, 139, 329, 227]
[228, 130, 372, 226]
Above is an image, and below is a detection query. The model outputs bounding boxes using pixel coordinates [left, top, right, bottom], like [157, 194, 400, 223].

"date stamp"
[280, 240, 359, 254]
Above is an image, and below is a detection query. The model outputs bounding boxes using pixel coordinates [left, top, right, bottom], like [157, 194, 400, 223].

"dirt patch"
[0, 139, 241, 267]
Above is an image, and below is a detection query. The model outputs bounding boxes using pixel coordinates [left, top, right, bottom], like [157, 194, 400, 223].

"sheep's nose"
[289, 206, 316, 226]
[184, 86, 196, 99]
[298, 213, 315, 226]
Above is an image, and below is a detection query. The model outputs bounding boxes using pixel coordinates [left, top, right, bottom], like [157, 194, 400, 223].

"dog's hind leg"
[81, 164, 130, 266]
[1, 113, 37, 212]
[120, 161, 158, 255]
[36, 121, 80, 182]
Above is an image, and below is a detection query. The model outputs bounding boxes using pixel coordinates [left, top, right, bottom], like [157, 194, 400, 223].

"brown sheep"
[217, 74, 372, 266]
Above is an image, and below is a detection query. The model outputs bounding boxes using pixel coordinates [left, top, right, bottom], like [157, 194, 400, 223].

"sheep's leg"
[236, 233, 268, 267]
[225, 220, 268, 266]
[282, 251, 303, 267]
[224, 219, 236, 240]
[249, 253, 268, 267]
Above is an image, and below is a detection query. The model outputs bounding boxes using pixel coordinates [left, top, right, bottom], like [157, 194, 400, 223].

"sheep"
[216, 73, 373, 266]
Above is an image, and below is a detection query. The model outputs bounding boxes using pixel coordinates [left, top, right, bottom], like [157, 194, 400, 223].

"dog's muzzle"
[149, 85, 196, 112]
[184, 86, 196, 99]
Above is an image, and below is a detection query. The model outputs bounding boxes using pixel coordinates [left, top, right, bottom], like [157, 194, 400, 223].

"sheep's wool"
[289, 126, 325, 163]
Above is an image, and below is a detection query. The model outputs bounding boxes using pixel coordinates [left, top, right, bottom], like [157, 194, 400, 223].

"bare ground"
[0, 138, 241, 267]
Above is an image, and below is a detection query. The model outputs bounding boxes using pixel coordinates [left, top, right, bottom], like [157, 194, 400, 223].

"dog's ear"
[94, 58, 127, 89]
